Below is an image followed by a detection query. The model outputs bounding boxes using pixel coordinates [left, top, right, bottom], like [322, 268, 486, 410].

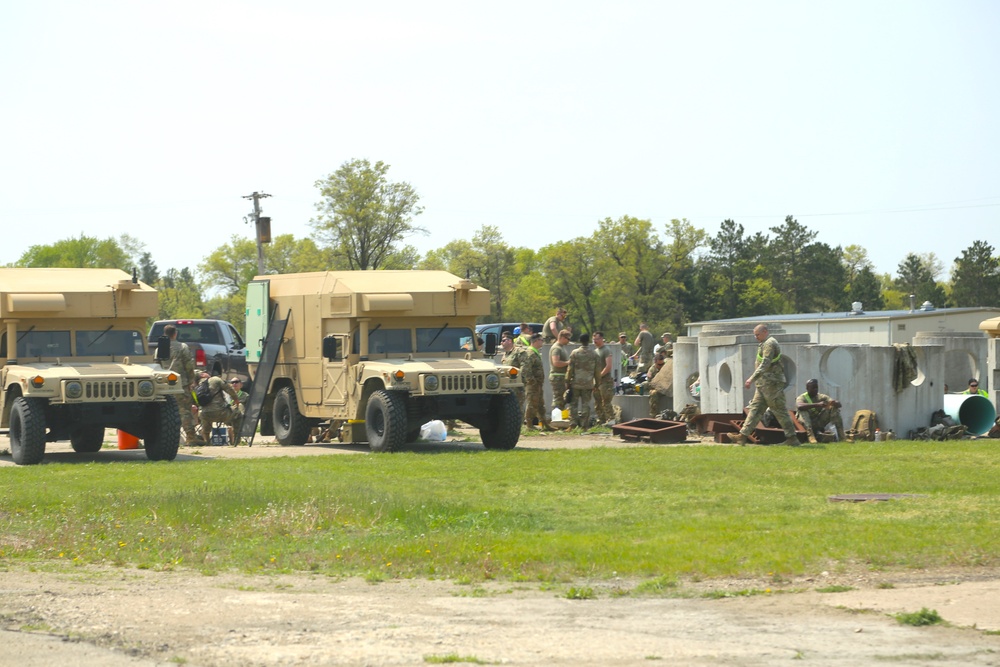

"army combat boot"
[726, 432, 750, 446]
[783, 434, 801, 446]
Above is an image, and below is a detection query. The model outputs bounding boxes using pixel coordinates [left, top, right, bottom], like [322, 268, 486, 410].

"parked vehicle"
[1, 268, 184, 465]
[245, 271, 523, 451]
[476, 322, 545, 344]
[148, 319, 251, 386]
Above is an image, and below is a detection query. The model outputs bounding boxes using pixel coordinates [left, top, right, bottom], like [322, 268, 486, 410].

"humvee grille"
[84, 380, 138, 399]
[439, 374, 485, 392]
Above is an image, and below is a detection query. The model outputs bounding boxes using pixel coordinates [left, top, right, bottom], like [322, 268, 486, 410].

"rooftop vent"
[920, 301, 936, 311]
[849, 301, 864, 315]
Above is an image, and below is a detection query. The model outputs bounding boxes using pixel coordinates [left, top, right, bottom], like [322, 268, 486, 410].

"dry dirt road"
[3, 429, 1000, 666]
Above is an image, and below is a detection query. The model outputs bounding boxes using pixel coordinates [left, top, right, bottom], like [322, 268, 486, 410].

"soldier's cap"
[618, 332, 627, 338]
[661, 332, 671, 338]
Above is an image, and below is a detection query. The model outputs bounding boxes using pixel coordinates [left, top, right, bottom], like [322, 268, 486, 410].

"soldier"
[159, 324, 199, 445]
[645, 353, 668, 417]
[654, 332, 674, 359]
[795, 379, 845, 443]
[522, 333, 554, 430]
[549, 329, 572, 413]
[543, 307, 568, 343]
[726, 324, 800, 446]
[195, 370, 241, 445]
[632, 322, 655, 373]
[566, 333, 599, 429]
[514, 322, 533, 348]
[592, 331, 614, 424]
[227, 377, 250, 445]
[618, 332, 635, 375]
[500, 333, 527, 416]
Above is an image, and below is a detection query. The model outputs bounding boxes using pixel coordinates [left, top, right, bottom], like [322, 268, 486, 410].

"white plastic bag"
[419, 420, 447, 442]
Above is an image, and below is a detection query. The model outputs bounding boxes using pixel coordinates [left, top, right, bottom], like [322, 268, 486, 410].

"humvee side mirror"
[484, 332, 498, 357]
[155, 335, 170, 362]
[322, 335, 340, 361]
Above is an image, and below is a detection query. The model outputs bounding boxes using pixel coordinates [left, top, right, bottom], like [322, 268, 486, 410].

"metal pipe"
[942, 393, 996, 436]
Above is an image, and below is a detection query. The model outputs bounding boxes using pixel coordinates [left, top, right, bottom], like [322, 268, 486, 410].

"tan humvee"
[0, 268, 184, 465]
[245, 271, 523, 451]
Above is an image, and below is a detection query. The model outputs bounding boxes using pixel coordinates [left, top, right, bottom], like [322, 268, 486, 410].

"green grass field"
[1, 440, 997, 584]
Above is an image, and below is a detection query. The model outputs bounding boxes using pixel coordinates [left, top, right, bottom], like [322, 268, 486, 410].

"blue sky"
[3, 1, 998, 280]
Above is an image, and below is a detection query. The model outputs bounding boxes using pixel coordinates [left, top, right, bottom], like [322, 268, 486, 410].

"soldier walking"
[727, 324, 800, 446]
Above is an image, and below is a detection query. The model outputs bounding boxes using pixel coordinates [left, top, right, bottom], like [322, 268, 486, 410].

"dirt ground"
[3, 429, 1000, 666]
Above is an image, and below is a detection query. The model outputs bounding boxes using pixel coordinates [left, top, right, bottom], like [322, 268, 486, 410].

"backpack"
[195, 381, 219, 407]
[848, 409, 878, 441]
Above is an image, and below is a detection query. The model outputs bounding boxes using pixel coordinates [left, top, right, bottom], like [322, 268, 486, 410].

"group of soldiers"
[500, 314, 667, 431]
[158, 324, 248, 446]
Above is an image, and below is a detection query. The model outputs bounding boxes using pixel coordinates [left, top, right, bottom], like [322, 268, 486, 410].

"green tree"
[138, 252, 160, 285]
[15, 235, 130, 269]
[950, 241, 1000, 307]
[847, 265, 885, 311]
[596, 216, 676, 330]
[895, 253, 947, 307]
[540, 239, 602, 334]
[765, 215, 818, 312]
[310, 158, 426, 270]
[155, 268, 204, 320]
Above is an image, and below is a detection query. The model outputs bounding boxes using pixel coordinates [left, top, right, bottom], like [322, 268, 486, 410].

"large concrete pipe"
[942, 394, 997, 436]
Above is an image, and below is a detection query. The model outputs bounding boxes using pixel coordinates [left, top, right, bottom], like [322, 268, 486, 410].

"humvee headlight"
[509, 367, 519, 378]
[393, 370, 405, 381]
[65, 381, 83, 399]
[138, 380, 155, 397]
[423, 375, 439, 391]
[485, 373, 500, 390]
[165, 372, 179, 385]
[30, 375, 45, 388]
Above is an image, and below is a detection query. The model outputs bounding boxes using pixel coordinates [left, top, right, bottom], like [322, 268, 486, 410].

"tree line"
[9, 159, 1000, 337]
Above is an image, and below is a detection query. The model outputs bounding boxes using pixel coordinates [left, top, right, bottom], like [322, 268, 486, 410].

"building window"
[869, 326, 875, 332]
[898, 323, 906, 331]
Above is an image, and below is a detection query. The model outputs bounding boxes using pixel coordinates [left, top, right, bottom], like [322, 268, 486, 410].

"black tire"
[145, 397, 181, 461]
[406, 427, 421, 443]
[365, 390, 407, 453]
[480, 393, 521, 450]
[70, 425, 106, 453]
[10, 397, 47, 465]
[274, 386, 311, 446]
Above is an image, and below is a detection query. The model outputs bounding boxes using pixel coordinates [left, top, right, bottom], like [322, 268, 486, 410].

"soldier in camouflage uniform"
[618, 332, 635, 376]
[592, 331, 614, 424]
[632, 322, 655, 373]
[499, 334, 527, 416]
[645, 353, 668, 417]
[195, 371, 241, 444]
[549, 329, 572, 412]
[522, 334, 553, 430]
[727, 324, 800, 446]
[566, 333, 599, 429]
[159, 324, 200, 444]
[514, 323, 533, 348]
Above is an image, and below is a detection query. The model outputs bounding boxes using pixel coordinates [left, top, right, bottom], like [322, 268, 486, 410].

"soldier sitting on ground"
[795, 378, 844, 443]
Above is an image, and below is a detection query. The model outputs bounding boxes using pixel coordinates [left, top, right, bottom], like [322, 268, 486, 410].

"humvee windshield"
[1, 329, 146, 358]
[349, 326, 476, 355]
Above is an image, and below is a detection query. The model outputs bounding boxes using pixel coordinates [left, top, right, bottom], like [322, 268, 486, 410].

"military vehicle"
[0, 268, 184, 465]
[243, 271, 523, 451]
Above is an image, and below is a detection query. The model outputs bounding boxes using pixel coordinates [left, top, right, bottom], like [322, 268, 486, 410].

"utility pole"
[243, 191, 272, 275]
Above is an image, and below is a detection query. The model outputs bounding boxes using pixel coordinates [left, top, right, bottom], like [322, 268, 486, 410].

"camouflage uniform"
[566, 344, 599, 428]
[796, 391, 844, 440]
[521, 345, 550, 428]
[549, 340, 570, 411]
[230, 386, 250, 441]
[636, 330, 654, 372]
[197, 376, 241, 443]
[501, 345, 528, 416]
[593, 343, 614, 423]
[160, 337, 198, 443]
[738, 335, 797, 440]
